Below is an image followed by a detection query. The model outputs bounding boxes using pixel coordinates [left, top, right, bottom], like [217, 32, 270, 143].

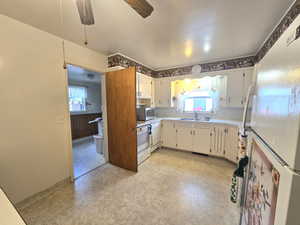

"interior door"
[106, 67, 137, 172]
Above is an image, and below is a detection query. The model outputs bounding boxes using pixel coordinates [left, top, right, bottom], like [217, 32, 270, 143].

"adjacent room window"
[68, 86, 87, 112]
[183, 91, 213, 113]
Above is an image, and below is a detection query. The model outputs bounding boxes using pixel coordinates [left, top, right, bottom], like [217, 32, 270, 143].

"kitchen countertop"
[137, 117, 245, 128]
[136, 118, 162, 128]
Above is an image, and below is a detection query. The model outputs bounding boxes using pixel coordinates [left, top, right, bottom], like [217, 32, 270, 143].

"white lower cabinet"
[176, 122, 194, 151]
[224, 126, 239, 163]
[211, 126, 226, 157]
[161, 120, 239, 163]
[193, 124, 212, 155]
[161, 120, 177, 149]
[151, 121, 161, 152]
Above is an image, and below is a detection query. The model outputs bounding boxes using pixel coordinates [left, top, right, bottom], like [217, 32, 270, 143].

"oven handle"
[148, 124, 152, 135]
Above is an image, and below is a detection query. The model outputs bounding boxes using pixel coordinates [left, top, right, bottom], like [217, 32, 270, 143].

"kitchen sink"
[180, 118, 195, 121]
[180, 117, 211, 122]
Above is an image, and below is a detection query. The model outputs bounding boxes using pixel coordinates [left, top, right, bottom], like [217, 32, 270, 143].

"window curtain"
[172, 76, 223, 113]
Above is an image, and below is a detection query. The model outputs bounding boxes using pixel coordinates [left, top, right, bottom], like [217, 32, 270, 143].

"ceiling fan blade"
[123, 0, 154, 18]
[76, 0, 95, 25]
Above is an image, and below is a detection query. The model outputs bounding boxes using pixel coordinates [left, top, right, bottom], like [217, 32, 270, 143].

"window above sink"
[171, 76, 224, 114]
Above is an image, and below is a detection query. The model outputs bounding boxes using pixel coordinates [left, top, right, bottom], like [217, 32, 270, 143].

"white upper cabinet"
[226, 68, 254, 108]
[215, 76, 227, 108]
[242, 69, 254, 106]
[226, 71, 245, 107]
[136, 72, 153, 99]
[154, 78, 171, 107]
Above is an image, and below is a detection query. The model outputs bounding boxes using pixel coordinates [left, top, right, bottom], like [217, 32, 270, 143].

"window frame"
[183, 96, 213, 113]
[68, 85, 88, 112]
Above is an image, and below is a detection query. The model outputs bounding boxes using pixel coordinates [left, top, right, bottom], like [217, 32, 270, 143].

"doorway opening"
[66, 64, 107, 178]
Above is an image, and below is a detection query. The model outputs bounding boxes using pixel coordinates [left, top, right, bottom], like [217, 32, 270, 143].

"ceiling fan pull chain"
[84, 25, 88, 46]
[59, 0, 67, 69]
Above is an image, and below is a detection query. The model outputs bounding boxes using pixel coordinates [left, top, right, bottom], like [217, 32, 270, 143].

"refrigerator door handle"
[241, 84, 255, 136]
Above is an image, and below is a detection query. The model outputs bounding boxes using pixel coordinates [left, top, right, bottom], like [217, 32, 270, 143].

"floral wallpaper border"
[108, 54, 255, 78]
[108, 1, 300, 78]
[154, 56, 255, 78]
[108, 54, 155, 77]
[255, 0, 300, 62]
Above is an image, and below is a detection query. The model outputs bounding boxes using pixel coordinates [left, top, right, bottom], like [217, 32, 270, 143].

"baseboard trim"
[16, 177, 71, 211]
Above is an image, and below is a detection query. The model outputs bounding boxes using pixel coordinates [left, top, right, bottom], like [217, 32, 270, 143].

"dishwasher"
[137, 124, 151, 165]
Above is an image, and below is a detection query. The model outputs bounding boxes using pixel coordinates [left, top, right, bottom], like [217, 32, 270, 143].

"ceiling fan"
[76, 0, 154, 26]
[123, 0, 154, 18]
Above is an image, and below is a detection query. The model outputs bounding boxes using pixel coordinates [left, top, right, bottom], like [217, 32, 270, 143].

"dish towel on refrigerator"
[230, 175, 238, 203]
[230, 156, 249, 203]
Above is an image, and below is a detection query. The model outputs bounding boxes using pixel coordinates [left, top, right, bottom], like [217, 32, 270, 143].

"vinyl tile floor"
[19, 149, 239, 225]
[72, 136, 106, 178]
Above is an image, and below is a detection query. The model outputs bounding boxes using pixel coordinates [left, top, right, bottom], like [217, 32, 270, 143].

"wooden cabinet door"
[155, 78, 171, 107]
[151, 122, 161, 147]
[226, 71, 244, 108]
[216, 76, 227, 108]
[242, 69, 254, 107]
[211, 126, 226, 156]
[217, 126, 226, 157]
[160, 79, 171, 107]
[144, 76, 152, 99]
[193, 126, 211, 155]
[161, 121, 177, 148]
[151, 78, 155, 107]
[136, 72, 141, 98]
[225, 126, 239, 163]
[176, 122, 194, 151]
[137, 73, 152, 99]
[106, 67, 137, 172]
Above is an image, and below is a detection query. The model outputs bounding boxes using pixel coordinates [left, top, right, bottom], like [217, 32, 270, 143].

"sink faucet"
[194, 112, 200, 121]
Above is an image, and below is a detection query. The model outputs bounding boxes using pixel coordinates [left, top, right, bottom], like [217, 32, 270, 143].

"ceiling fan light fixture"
[76, 0, 95, 25]
[124, 0, 154, 18]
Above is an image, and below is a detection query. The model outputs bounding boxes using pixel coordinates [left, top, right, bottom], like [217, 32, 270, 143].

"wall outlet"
[296, 25, 300, 41]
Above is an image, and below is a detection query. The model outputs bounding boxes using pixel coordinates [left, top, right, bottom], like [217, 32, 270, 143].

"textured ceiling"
[67, 65, 102, 84]
[0, 0, 295, 69]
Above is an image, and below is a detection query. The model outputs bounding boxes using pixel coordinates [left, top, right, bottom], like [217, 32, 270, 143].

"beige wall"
[0, 15, 107, 203]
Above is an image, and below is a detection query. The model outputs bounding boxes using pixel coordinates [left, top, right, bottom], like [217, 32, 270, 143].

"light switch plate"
[287, 24, 300, 46]
[296, 25, 300, 41]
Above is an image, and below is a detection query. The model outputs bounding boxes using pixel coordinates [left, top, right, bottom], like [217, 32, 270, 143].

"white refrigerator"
[240, 16, 300, 225]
